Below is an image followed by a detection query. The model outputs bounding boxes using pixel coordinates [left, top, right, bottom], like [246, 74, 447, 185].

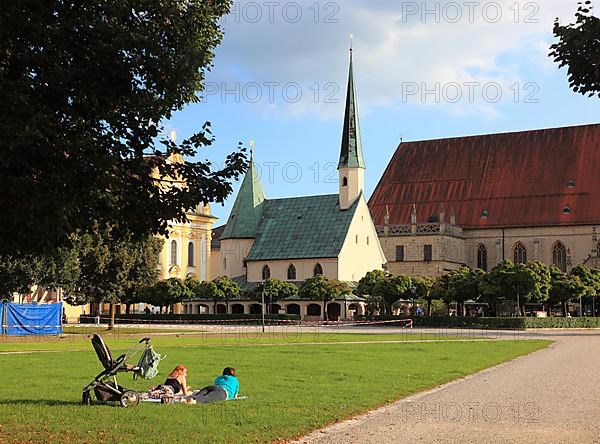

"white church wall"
[338, 197, 386, 281]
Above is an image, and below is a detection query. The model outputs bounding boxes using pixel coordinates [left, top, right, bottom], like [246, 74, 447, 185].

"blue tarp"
[0, 302, 4, 335]
[6, 302, 62, 336]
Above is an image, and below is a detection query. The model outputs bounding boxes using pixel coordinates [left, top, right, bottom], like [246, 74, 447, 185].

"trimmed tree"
[356, 270, 388, 315]
[298, 276, 351, 321]
[375, 274, 412, 316]
[549, 268, 587, 317]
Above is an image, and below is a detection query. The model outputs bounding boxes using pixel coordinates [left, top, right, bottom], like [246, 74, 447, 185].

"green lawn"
[0, 330, 476, 353]
[0, 336, 550, 443]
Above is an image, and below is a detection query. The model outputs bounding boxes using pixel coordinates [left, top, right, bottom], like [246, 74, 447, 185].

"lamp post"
[261, 282, 265, 333]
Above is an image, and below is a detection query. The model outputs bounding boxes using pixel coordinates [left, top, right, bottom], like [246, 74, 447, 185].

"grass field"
[0, 332, 550, 443]
[0, 329, 479, 353]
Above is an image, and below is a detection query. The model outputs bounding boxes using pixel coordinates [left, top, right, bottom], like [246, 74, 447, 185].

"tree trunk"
[427, 299, 432, 317]
[562, 302, 568, 317]
[323, 300, 328, 321]
[126, 304, 131, 315]
[108, 303, 115, 330]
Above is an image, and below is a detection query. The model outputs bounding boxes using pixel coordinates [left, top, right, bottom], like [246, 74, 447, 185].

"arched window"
[262, 265, 271, 280]
[477, 244, 488, 271]
[287, 264, 297, 280]
[553, 242, 567, 272]
[170, 240, 178, 265]
[187, 242, 195, 266]
[514, 242, 527, 264]
[342, 177, 348, 186]
[314, 263, 323, 277]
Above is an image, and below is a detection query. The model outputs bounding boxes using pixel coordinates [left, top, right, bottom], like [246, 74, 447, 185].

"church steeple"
[338, 46, 365, 210]
[338, 48, 365, 170]
[220, 151, 266, 240]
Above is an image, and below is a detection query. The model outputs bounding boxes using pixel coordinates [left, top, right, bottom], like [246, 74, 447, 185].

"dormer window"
[481, 209, 489, 219]
[563, 205, 572, 215]
[567, 178, 575, 188]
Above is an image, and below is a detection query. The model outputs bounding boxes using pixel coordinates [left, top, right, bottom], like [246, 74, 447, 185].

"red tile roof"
[368, 124, 600, 229]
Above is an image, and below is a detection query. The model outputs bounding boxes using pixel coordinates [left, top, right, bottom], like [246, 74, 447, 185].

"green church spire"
[220, 153, 266, 240]
[338, 48, 365, 170]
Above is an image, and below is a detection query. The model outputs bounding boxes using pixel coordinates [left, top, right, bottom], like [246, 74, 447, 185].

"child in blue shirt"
[189, 367, 239, 403]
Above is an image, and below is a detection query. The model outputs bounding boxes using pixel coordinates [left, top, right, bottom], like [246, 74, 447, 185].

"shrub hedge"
[356, 315, 600, 329]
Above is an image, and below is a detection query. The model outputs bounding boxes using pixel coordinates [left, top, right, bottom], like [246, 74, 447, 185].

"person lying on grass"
[150, 364, 190, 396]
[189, 367, 239, 404]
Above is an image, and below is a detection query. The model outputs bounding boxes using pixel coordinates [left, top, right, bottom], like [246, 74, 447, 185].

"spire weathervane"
[249, 140, 255, 161]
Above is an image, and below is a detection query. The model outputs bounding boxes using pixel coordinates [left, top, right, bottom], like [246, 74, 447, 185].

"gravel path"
[293, 331, 600, 444]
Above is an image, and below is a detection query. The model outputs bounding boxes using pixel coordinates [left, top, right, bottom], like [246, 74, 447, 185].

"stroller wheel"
[120, 390, 140, 408]
[82, 391, 92, 406]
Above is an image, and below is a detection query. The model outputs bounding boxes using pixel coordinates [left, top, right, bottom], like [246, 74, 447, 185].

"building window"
[342, 177, 348, 186]
[262, 265, 271, 280]
[170, 240, 178, 266]
[367, 236, 370, 245]
[553, 242, 567, 272]
[287, 264, 297, 280]
[314, 263, 323, 276]
[481, 209, 489, 219]
[355, 235, 359, 244]
[514, 242, 527, 264]
[563, 205, 572, 215]
[477, 244, 488, 271]
[424, 245, 433, 262]
[157, 252, 161, 265]
[567, 178, 575, 188]
[187, 242, 195, 266]
[396, 245, 405, 262]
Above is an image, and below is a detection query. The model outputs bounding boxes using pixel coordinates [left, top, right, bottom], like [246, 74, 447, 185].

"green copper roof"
[245, 194, 359, 261]
[338, 50, 365, 170]
[220, 157, 266, 240]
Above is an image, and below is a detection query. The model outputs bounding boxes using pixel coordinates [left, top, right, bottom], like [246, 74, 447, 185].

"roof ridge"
[399, 123, 600, 145]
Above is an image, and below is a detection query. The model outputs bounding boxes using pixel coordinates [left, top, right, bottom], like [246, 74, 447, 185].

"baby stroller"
[82, 334, 153, 408]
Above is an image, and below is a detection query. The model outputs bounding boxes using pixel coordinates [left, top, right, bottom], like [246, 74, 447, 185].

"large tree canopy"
[550, 1, 600, 97]
[0, 0, 245, 256]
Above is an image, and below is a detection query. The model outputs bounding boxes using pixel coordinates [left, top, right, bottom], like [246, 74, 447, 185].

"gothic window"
[477, 244, 488, 271]
[553, 242, 567, 272]
[424, 245, 433, 262]
[396, 245, 405, 262]
[170, 240, 178, 265]
[287, 264, 297, 280]
[314, 263, 323, 277]
[187, 242, 195, 266]
[262, 265, 271, 280]
[514, 242, 527, 264]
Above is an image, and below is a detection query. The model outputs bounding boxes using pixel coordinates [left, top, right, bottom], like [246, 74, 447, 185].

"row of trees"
[355, 262, 600, 318]
[133, 274, 352, 321]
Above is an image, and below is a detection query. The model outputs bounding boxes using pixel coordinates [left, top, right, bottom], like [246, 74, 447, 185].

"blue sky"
[167, 0, 599, 224]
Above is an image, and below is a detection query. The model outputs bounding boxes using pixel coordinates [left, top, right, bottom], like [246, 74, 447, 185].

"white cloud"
[206, 0, 583, 119]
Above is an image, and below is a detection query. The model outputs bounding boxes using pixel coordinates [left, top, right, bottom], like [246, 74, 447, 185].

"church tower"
[338, 47, 365, 210]
[219, 150, 266, 277]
